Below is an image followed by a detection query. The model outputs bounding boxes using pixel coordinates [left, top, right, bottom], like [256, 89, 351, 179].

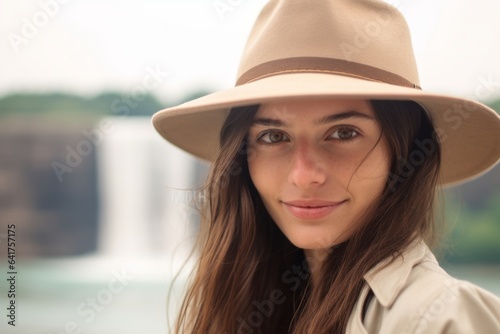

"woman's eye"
[257, 130, 289, 144]
[329, 127, 359, 141]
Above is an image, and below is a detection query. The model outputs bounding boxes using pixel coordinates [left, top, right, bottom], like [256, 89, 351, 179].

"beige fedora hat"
[152, 0, 500, 186]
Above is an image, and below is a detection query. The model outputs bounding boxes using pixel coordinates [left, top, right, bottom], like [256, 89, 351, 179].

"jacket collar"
[362, 238, 430, 307]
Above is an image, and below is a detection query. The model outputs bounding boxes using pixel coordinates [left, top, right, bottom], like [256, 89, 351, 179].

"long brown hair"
[172, 100, 442, 333]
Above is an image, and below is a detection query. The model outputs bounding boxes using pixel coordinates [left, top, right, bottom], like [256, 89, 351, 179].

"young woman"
[152, 0, 500, 333]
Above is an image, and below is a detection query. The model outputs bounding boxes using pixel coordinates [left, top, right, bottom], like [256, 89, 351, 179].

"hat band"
[236, 56, 421, 89]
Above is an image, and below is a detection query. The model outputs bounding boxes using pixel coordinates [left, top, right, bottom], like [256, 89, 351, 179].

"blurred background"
[0, 0, 499, 333]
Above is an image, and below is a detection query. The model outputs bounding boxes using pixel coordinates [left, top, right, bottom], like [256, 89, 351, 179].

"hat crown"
[236, 0, 420, 87]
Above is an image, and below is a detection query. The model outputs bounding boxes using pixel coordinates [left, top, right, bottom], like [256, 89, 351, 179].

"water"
[0, 256, 192, 334]
[1, 259, 499, 334]
[443, 264, 500, 296]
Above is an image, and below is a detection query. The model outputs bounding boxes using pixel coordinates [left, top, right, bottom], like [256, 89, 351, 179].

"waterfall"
[96, 117, 204, 264]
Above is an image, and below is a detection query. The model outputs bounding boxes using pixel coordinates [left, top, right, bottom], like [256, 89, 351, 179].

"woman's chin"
[284, 230, 346, 251]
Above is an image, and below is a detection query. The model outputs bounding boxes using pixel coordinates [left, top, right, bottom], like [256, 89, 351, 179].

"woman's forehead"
[255, 99, 375, 120]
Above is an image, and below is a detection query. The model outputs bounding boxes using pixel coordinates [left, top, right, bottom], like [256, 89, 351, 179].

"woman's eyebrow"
[251, 110, 375, 128]
[314, 110, 375, 125]
[251, 118, 287, 127]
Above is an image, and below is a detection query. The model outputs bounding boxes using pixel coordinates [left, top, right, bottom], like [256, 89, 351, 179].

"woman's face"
[247, 99, 390, 251]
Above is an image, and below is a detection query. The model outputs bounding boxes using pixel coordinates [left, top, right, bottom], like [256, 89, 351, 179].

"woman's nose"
[287, 141, 327, 189]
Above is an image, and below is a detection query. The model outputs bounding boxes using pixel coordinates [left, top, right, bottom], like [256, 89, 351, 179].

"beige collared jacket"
[347, 239, 500, 333]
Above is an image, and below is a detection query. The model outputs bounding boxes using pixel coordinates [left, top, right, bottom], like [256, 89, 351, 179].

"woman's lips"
[282, 200, 347, 220]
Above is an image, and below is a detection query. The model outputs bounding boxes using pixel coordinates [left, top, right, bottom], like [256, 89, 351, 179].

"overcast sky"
[1, 0, 499, 104]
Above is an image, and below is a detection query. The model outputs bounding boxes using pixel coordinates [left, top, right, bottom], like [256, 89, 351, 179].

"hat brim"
[152, 73, 500, 187]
